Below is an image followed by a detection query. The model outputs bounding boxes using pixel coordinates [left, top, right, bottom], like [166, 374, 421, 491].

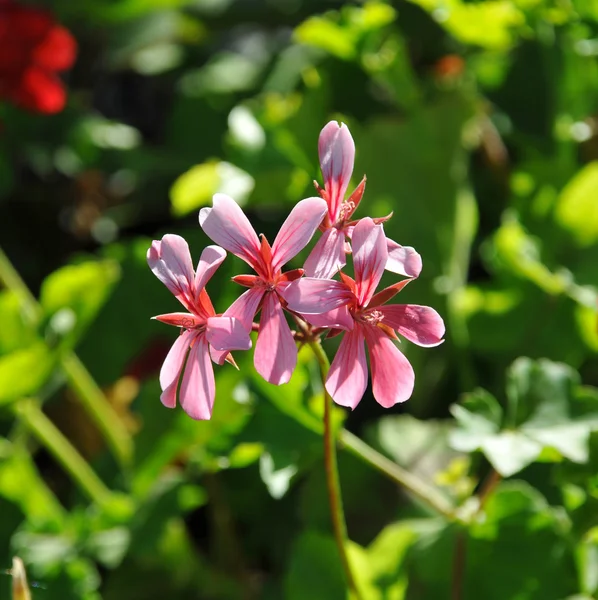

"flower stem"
[309, 340, 363, 599]
[0, 246, 133, 468]
[14, 399, 113, 507]
[339, 430, 455, 519]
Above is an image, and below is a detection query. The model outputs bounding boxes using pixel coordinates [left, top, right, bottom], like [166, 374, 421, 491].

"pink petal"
[206, 316, 252, 351]
[282, 277, 353, 314]
[254, 292, 297, 385]
[303, 227, 347, 279]
[194, 245, 227, 299]
[325, 325, 367, 409]
[364, 325, 414, 407]
[301, 305, 354, 331]
[223, 287, 265, 331]
[378, 305, 445, 347]
[319, 121, 355, 221]
[147, 234, 195, 308]
[270, 197, 328, 273]
[352, 218, 388, 307]
[179, 334, 215, 420]
[386, 239, 422, 278]
[199, 193, 261, 269]
[159, 330, 194, 409]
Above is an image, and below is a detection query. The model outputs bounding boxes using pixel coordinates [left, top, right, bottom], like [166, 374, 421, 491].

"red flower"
[0, 0, 77, 114]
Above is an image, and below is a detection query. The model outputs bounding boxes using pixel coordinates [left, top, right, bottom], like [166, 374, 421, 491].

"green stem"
[309, 341, 363, 599]
[339, 430, 455, 519]
[0, 246, 132, 468]
[14, 399, 112, 506]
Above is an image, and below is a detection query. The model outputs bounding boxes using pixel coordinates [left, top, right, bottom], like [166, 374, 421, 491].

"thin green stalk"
[14, 399, 112, 507]
[0, 246, 132, 468]
[309, 341, 363, 599]
[339, 430, 455, 519]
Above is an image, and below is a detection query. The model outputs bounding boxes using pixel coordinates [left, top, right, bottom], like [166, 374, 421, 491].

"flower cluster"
[0, 0, 77, 114]
[148, 121, 445, 419]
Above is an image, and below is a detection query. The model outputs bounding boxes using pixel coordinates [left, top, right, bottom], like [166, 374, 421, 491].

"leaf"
[40, 260, 120, 350]
[554, 162, 598, 247]
[284, 532, 371, 599]
[480, 430, 543, 477]
[367, 522, 415, 599]
[170, 160, 254, 217]
[450, 358, 598, 476]
[0, 342, 55, 405]
[0, 442, 65, 527]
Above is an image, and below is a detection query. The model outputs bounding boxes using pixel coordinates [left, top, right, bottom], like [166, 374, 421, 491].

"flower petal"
[147, 234, 195, 309]
[223, 287, 265, 331]
[179, 334, 215, 420]
[364, 325, 414, 407]
[206, 316, 252, 351]
[270, 197, 328, 272]
[326, 325, 367, 409]
[386, 239, 422, 278]
[159, 330, 194, 409]
[199, 193, 261, 269]
[254, 292, 296, 385]
[302, 305, 354, 331]
[194, 245, 227, 298]
[282, 277, 353, 314]
[303, 227, 347, 279]
[352, 218, 388, 306]
[319, 121, 355, 221]
[378, 304, 445, 347]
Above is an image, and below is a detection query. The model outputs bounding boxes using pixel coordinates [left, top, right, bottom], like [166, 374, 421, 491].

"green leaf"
[554, 162, 598, 247]
[0, 442, 65, 526]
[284, 532, 350, 600]
[170, 160, 254, 217]
[40, 260, 120, 350]
[367, 523, 415, 599]
[450, 358, 598, 476]
[0, 342, 55, 405]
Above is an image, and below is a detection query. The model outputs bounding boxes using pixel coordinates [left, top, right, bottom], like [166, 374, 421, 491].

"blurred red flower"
[0, 0, 77, 114]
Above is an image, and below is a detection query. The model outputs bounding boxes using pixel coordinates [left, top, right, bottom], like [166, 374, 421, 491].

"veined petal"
[223, 287, 264, 331]
[179, 334, 215, 420]
[254, 292, 296, 385]
[352, 218, 388, 306]
[378, 304, 445, 347]
[364, 325, 414, 407]
[147, 234, 195, 308]
[386, 239, 422, 278]
[282, 278, 353, 314]
[325, 325, 367, 409]
[271, 197, 327, 272]
[159, 330, 194, 409]
[199, 193, 261, 269]
[319, 121, 355, 221]
[194, 245, 227, 298]
[206, 316, 252, 351]
[303, 227, 347, 279]
[302, 305, 354, 331]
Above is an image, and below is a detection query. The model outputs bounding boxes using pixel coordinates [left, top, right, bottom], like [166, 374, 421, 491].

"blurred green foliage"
[1, 0, 598, 598]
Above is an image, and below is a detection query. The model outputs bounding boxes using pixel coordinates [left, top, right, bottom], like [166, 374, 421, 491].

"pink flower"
[305, 121, 422, 280]
[147, 234, 251, 420]
[199, 193, 328, 385]
[284, 218, 444, 409]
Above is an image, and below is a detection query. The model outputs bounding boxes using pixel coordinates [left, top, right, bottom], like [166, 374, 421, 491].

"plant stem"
[0, 246, 132, 468]
[339, 430, 455, 519]
[309, 341, 363, 599]
[14, 399, 113, 507]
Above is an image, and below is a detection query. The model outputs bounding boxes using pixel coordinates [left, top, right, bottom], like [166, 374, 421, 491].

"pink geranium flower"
[305, 121, 423, 280]
[284, 218, 445, 408]
[199, 193, 327, 385]
[147, 234, 251, 420]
